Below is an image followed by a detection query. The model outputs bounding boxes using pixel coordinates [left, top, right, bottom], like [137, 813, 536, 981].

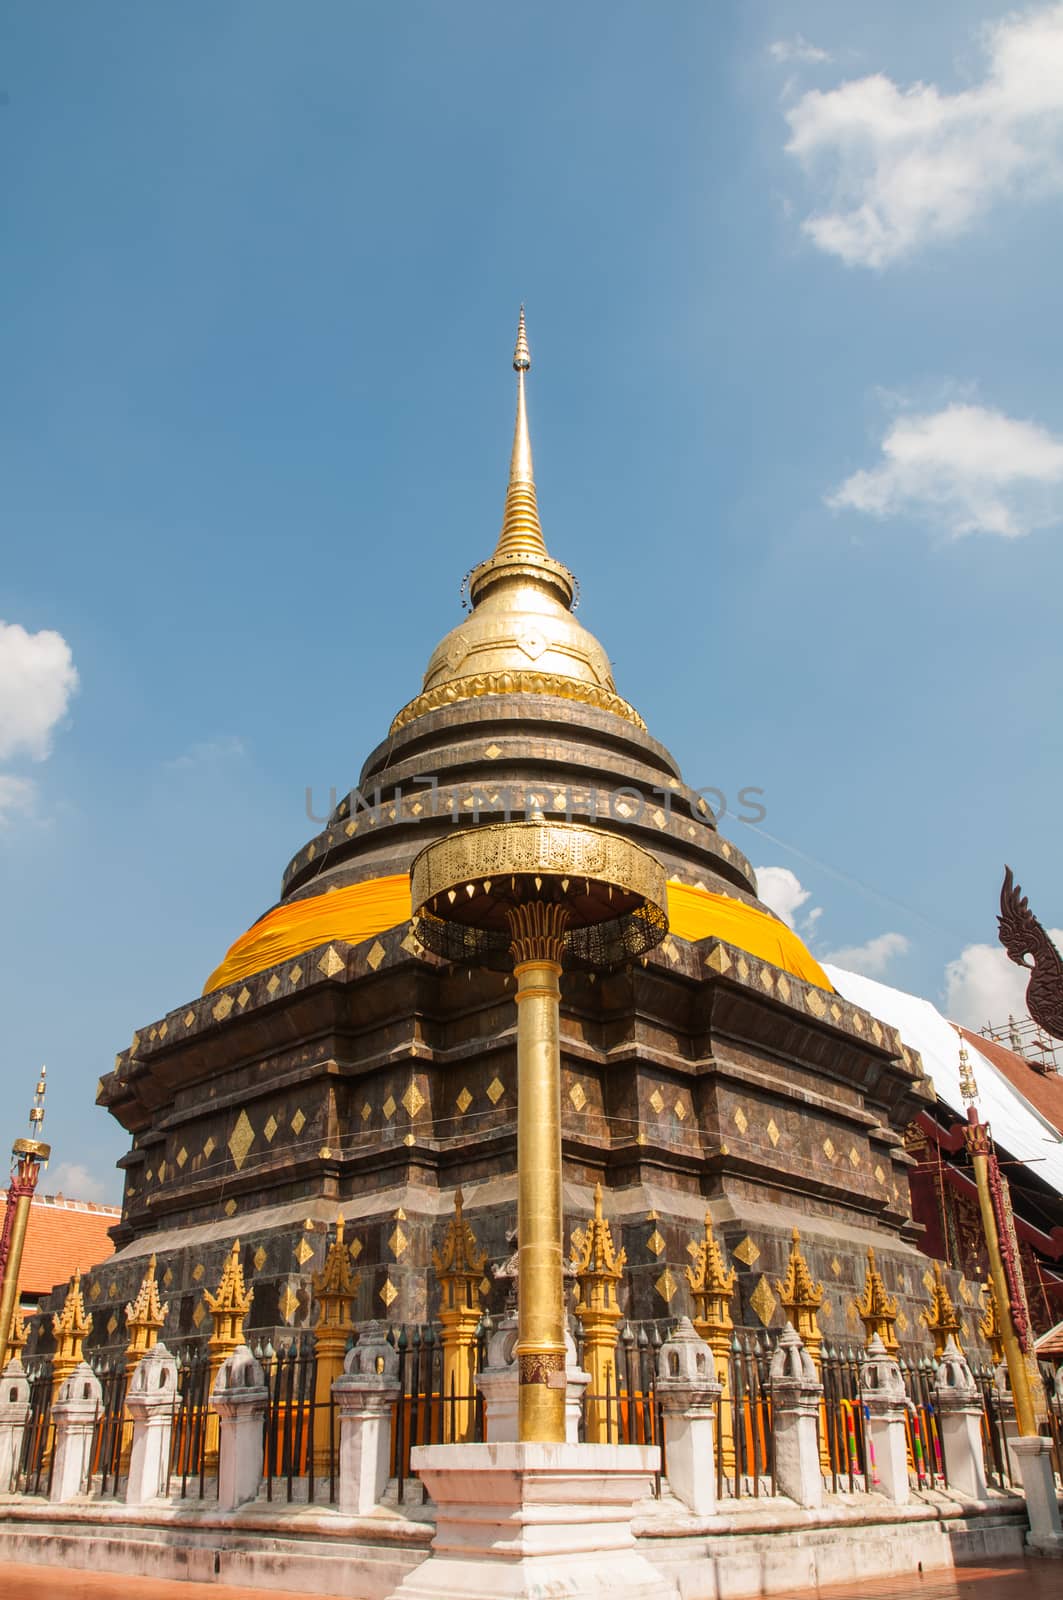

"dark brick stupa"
[69, 315, 941, 1356]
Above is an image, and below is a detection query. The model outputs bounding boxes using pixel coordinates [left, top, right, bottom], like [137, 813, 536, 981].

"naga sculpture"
[998, 866, 1063, 1041]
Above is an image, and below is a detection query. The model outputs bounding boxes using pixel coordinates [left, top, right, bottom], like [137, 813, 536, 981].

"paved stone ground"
[1, 1560, 1061, 1600]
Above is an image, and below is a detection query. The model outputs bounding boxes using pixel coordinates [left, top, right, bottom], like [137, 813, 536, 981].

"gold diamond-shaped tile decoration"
[228, 1110, 255, 1171]
[401, 1080, 426, 1117]
[349, 1238, 363, 1260]
[922, 1269, 935, 1294]
[263, 1114, 278, 1144]
[192, 1299, 206, 1329]
[647, 1228, 666, 1257]
[749, 1276, 777, 1326]
[661, 936, 679, 965]
[289, 964, 303, 984]
[822, 1137, 835, 1160]
[379, 1278, 398, 1309]
[736, 957, 750, 982]
[159, 1020, 168, 1038]
[875, 1164, 886, 1184]
[456, 1088, 472, 1114]
[830, 1001, 842, 1021]
[108, 1280, 119, 1298]
[212, 993, 234, 1022]
[649, 1088, 665, 1114]
[318, 945, 345, 979]
[401, 929, 424, 957]
[253, 1246, 267, 1271]
[307, 843, 317, 861]
[279, 1283, 299, 1324]
[345, 819, 357, 837]
[157, 1159, 167, 1183]
[733, 1235, 760, 1267]
[103, 1312, 116, 1336]
[404, 1132, 415, 1146]
[382, 1094, 397, 1120]
[89, 1280, 101, 1301]
[767, 1117, 780, 1147]
[655, 1268, 679, 1303]
[145, 1168, 154, 1183]
[389, 1224, 408, 1258]
[820, 1296, 833, 1324]
[480, 1276, 492, 1296]
[896, 1308, 909, 1335]
[396, 1206, 406, 1221]
[225, 1198, 238, 1216]
[871, 1020, 883, 1045]
[674, 1099, 687, 1121]
[203, 1135, 216, 1160]
[192, 1263, 204, 1282]
[733, 1106, 749, 1134]
[686, 1239, 701, 1260]
[846, 1300, 861, 1331]
[831, 1256, 842, 1277]
[852, 1013, 864, 1033]
[959, 1278, 973, 1305]
[237, 986, 251, 1009]
[760, 967, 775, 993]
[849, 1147, 861, 1169]
[162, 1267, 174, 1287]
[366, 941, 386, 972]
[614, 799, 633, 819]
[704, 946, 732, 975]
[704, 940, 730, 979]
[806, 990, 827, 1017]
[176, 1146, 188, 1169]
[361, 1102, 372, 1122]
[184, 1009, 196, 1027]
[266, 974, 281, 996]
[295, 1236, 315, 1267]
[486, 1077, 505, 1105]
[777, 975, 791, 1002]
[569, 1082, 587, 1111]
[485, 743, 502, 759]
[291, 1108, 306, 1136]
[653, 808, 667, 830]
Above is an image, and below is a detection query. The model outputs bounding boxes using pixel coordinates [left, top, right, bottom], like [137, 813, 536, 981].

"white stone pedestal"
[125, 1344, 178, 1506]
[1011, 1435, 1063, 1555]
[212, 1346, 268, 1512]
[0, 1359, 30, 1493]
[476, 1315, 588, 1445]
[334, 1374, 400, 1514]
[389, 1442, 676, 1600]
[50, 1362, 102, 1503]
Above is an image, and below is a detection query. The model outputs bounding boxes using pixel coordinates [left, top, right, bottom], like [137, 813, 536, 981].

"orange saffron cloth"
[205, 873, 832, 995]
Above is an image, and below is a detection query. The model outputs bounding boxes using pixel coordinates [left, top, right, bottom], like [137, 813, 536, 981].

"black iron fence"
[8, 1329, 1061, 1506]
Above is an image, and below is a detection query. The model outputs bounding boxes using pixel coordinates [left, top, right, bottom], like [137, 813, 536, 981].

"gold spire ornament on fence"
[686, 1212, 737, 1470]
[432, 1189, 487, 1442]
[979, 1278, 1005, 1367]
[312, 1216, 361, 1467]
[124, 1254, 169, 1379]
[571, 1182, 626, 1443]
[852, 1247, 899, 1353]
[51, 1270, 93, 1395]
[775, 1230, 824, 1365]
[921, 1262, 962, 1359]
[204, 1240, 255, 1465]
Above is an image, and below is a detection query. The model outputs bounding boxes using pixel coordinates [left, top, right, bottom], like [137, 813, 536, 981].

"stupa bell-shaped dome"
[393, 309, 643, 733]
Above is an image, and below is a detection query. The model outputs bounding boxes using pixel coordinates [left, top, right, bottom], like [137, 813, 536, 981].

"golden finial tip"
[513, 306, 530, 372]
[791, 1227, 800, 1243]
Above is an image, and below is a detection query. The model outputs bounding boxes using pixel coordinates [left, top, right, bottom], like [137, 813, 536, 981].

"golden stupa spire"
[493, 306, 546, 562]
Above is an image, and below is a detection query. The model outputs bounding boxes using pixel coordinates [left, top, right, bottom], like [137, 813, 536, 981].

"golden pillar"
[964, 1119, 1038, 1432]
[433, 1189, 487, 1442]
[0, 1067, 50, 1372]
[571, 1182, 626, 1443]
[686, 1212, 736, 1470]
[51, 1270, 93, 1397]
[311, 1216, 360, 1469]
[853, 1247, 899, 1353]
[921, 1261, 962, 1359]
[204, 1240, 254, 1464]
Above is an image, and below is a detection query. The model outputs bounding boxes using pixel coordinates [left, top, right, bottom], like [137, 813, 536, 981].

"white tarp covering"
[823, 964, 1063, 1201]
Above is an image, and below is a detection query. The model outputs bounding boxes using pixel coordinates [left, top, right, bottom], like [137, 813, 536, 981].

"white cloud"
[164, 735, 247, 771]
[0, 621, 78, 760]
[770, 36, 832, 66]
[0, 775, 36, 825]
[824, 931, 909, 976]
[755, 865, 811, 928]
[784, 4, 1063, 266]
[828, 401, 1063, 537]
[944, 929, 1063, 1028]
[49, 1161, 111, 1204]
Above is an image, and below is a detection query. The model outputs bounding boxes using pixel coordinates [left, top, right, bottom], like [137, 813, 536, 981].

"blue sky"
[2, 2, 1062, 1200]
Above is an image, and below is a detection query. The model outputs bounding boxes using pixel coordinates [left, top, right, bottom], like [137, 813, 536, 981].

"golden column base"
[511, 905, 569, 1445]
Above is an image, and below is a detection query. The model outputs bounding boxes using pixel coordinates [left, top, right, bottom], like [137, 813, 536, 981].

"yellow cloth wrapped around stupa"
[204, 874, 831, 995]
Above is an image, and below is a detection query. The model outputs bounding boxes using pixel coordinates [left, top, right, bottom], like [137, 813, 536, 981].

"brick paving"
[0, 1560, 1060, 1600]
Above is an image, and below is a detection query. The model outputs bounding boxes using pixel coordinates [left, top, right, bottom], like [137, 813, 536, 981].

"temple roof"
[0, 1191, 119, 1304]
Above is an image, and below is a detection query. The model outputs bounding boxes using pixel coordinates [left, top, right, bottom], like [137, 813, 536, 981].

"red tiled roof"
[957, 1025, 1063, 1139]
[0, 1191, 120, 1301]
[1037, 1318, 1063, 1356]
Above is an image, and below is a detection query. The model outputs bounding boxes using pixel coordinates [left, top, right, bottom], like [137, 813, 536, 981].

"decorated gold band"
[390, 670, 646, 734]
